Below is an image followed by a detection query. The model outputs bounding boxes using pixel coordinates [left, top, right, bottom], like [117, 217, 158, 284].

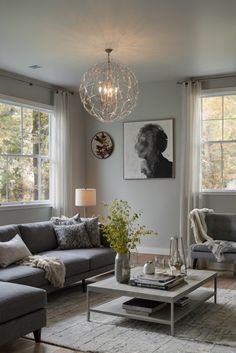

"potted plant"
[101, 199, 158, 283]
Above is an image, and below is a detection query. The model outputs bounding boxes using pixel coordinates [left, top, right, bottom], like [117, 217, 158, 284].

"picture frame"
[91, 131, 114, 159]
[123, 119, 174, 179]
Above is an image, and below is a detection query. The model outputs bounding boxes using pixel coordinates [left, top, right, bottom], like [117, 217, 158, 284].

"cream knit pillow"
[0, 234, 32, 267]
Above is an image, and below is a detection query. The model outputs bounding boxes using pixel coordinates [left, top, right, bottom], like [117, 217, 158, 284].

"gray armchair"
[190, 213, 236, 269]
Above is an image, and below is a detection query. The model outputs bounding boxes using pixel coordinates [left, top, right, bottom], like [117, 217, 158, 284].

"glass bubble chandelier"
[79, 49, 138, 123]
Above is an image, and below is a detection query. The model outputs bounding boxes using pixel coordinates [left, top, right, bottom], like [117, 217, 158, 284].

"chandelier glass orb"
[79, 49, 138, 123]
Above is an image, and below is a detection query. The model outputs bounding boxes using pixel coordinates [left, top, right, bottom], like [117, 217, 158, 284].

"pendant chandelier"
[79, 49, 138, 123]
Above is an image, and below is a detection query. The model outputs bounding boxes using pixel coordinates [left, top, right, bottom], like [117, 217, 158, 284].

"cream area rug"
[37, 285, 236, 353]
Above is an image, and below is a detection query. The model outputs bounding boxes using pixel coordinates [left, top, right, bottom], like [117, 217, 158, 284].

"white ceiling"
[0, 0, 236, 90]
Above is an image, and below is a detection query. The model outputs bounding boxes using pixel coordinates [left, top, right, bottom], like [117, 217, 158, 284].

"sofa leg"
[82, 279, 87, 292]
[33, 329, 41, 342]
[193, 258, 198, 269]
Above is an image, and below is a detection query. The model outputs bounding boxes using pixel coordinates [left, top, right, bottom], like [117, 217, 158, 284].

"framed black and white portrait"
[123, 119, 174, 179]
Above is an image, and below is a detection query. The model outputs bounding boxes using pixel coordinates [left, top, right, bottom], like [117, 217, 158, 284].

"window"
[201, 91, 236, 192]
[0, 98, 52, 204]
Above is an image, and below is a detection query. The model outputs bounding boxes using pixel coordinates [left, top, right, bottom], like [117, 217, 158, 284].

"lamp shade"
[75, 188, 96, 207]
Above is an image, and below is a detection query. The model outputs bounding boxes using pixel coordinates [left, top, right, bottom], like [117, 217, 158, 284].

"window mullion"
[38, 112, 41, 200]
[6, 156, 9, 202]
[220, 143, 223, 188]
[203, 140, 236, 144]
[21, 107, 23, 154]
[38, 157, 41, 201]
[221, 96, 224, 188]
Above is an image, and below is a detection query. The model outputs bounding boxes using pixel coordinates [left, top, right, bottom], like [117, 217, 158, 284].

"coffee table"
[87, 268, 217, 336]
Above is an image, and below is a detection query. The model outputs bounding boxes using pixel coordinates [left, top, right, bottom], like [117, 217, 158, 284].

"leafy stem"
[100, 199, 158, 253]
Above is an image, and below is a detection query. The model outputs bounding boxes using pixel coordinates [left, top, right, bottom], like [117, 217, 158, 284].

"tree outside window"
[0, 101, 51, 204]
[201, 93, 236, 191]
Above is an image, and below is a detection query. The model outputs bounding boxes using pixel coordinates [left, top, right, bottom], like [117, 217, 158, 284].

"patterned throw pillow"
[50, 213, 81, 226]
[54, 223, 92, 249]
[83, 217, 101, 247]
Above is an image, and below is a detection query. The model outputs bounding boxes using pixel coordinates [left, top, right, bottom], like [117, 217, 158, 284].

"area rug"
[37, 286, 236, 353]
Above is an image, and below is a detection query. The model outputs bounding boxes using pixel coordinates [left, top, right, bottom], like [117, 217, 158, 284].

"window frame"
[200, 87, 236, 195]
[0, 94, 53, 207]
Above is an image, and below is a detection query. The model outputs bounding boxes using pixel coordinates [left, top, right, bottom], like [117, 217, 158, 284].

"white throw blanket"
[189, 208, 236, 262]
[189, 208, 214, 243]
[19, 255, 66, 288]
[204, 240, 236, 262]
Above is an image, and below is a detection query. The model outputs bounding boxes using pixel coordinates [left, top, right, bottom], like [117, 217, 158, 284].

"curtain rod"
[0, 72, 74, 94]
[177, 73, 236, 85]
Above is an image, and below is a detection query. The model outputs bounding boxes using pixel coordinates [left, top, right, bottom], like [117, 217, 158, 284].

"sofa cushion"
[54, 223, 92, 249]
[65, 248, 116, 270]
[50, 213, 81, 225]
[99, 223, 111, 247]
[0, 234, 32, 268]
[19, 221, 57, 254]
[39, 250, 90, 277]
[190, 244, 210, 253]
[0, 224, 21, 242]
[190, 243, 236, 253]
[0, 281, 46, 324]
[205, 213, 236, 242]
[0, 264, 48, 287]
[83, 217, 101, 247]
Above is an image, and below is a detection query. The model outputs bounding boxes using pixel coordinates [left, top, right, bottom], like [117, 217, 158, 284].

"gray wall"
[85, 81, 182, 254]
[0, 70, 235, 243]
[85, 79, 236, 254]
[0, 72, 85, 225]
[0, 206, 52, 225]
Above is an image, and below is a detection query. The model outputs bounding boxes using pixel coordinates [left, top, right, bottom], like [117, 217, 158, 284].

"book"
[125, 310, 151, 317]
[122, 298, 166, 313]
[133, 274, 185, 287]
[125, 307, 167, 316]
[130, 275, 186, 290]
[135, 276, 179, 287]
[176, 296, 190, 306]
[138, 273, 175, 283]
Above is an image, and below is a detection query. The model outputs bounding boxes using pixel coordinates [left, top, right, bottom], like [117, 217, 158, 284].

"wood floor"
[0, 266, 235, 353]
[0, 339, 78, 353]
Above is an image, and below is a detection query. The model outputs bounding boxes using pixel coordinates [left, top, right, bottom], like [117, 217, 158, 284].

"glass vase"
[115, 253, 130, 283]
[169, 237, 184, 275]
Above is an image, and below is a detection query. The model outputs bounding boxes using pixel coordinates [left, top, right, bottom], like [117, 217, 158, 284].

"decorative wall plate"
[91, 131, 114, 159]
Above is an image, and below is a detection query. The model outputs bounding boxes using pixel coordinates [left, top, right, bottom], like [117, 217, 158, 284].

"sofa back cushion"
[50, 213, 81, 225]
[0, 224, 21, 242]
[19, 221, 57, 254]
[205, 213, 236, 242]
[80, 217, 101, 247]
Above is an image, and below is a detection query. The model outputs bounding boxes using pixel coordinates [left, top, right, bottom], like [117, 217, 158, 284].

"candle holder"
[169, 236, 187, 275]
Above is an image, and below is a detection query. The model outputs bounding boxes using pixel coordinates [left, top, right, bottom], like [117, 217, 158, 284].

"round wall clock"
[91, 131, 114, 159]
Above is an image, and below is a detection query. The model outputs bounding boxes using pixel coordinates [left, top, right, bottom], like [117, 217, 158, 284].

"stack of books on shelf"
[175, 296, 190, 307]
[122, 298, 166, 316]
[130, 273, 186, 290]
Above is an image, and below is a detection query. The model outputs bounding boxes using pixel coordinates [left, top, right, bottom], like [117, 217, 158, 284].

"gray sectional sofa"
[0, 220, 115, 346]
[0, 281, 47, 345]
[190, 213, 236, 268]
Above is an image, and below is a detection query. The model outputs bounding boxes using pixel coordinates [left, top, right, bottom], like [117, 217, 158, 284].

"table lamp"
[75, 188, 96, 218]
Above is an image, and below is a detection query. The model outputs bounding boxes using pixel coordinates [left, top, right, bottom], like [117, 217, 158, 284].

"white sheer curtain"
[51, 91, 73, 216]
[179, 81, 202, 258]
